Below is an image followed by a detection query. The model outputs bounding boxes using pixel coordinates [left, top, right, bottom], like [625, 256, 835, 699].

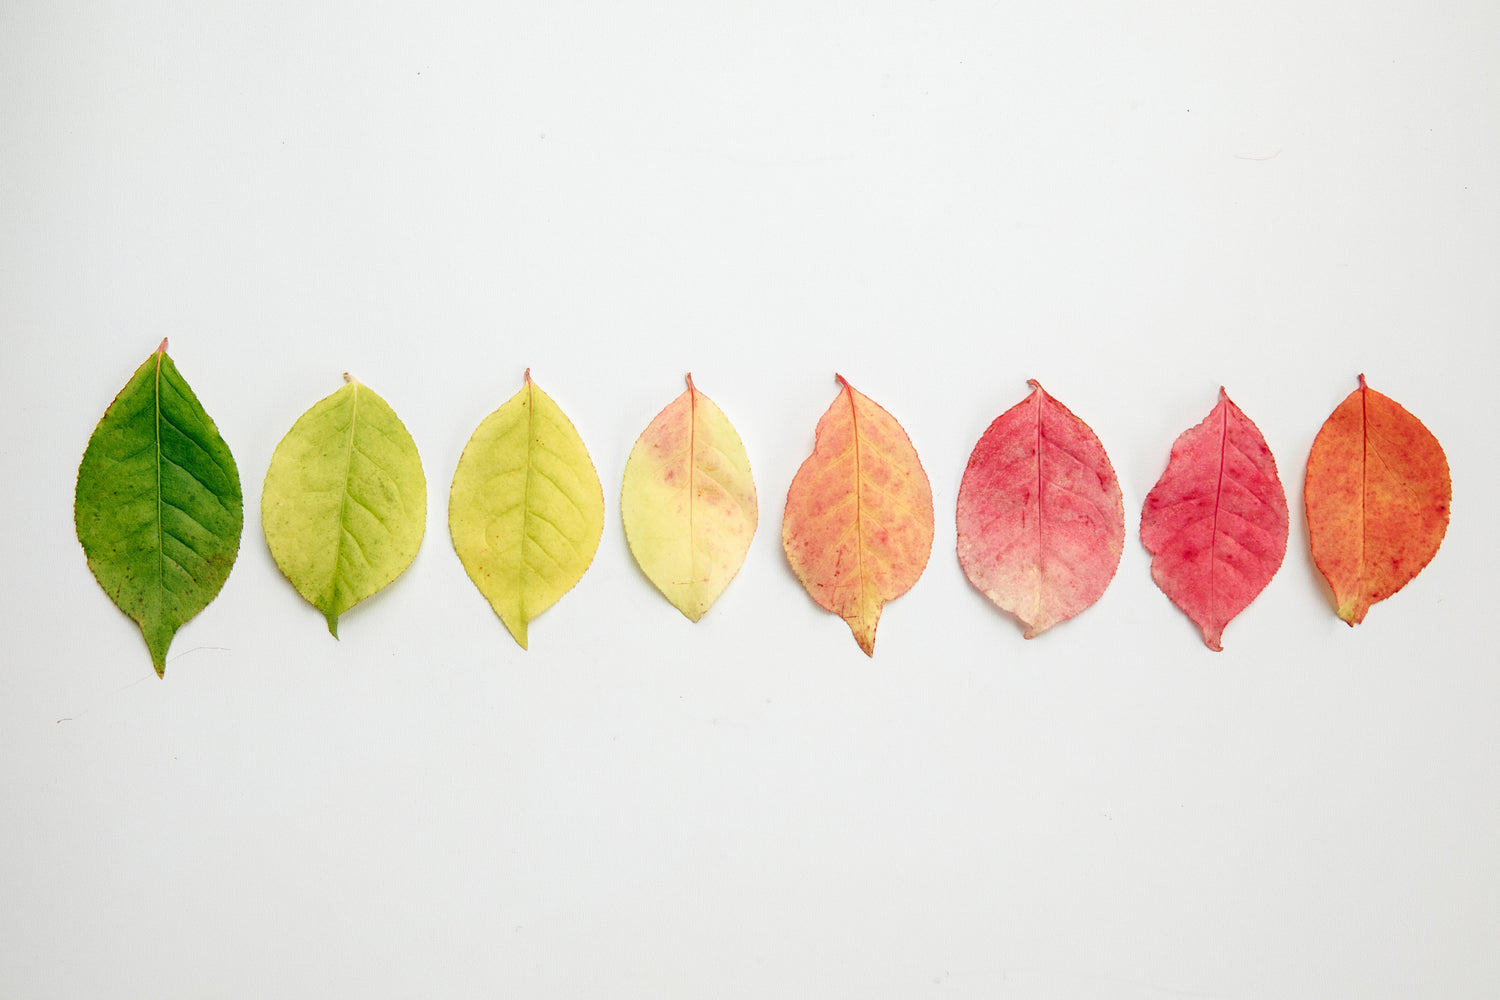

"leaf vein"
[1038, 474, 1113, 526]
[160, 495, 215, 537]
[529, 465, 588, 519]
[159, 452, 236, 514]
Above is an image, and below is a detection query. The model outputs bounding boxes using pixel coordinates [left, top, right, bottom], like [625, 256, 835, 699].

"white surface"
[3, 2, 1499, 997]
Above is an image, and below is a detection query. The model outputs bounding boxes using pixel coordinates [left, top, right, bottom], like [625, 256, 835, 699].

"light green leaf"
[75, 340, 243, 676]
[621, 374, 758, 621]
[449, 371, 604, 649]
[262, 375, 426, 637]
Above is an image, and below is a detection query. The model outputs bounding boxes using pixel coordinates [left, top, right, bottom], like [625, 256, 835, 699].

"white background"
[3, 2, 1498, 997]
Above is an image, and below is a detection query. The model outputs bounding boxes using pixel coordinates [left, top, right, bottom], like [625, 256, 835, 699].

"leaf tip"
[144, 629, 172, 677]
[523, 368, 533, 385]
[1356, 373, 1368, 389]
[848, 616, 878, 656]
[156, 337, 168, 356]
[1200, 621, 1225, 651]
[684, 372, 695, 391]
[504, 616, 530, 650]
[1026, 378, 1044, 393]
[325, 610, 340, 639]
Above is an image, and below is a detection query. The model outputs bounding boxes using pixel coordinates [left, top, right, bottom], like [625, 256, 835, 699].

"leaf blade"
[621, 374, 758, 621]
[956, 381, 1125, 638]
[449, 372, 604, 649]
[1305, 375, 1450, 624]
[1140, 388, 1288, 651]
[75, 342, 243, 675]
[782, 375, 934, 655]
[262, 376, 427, 637]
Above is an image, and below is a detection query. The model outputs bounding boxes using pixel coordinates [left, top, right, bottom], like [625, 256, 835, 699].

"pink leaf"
[956, 380, 1125, 638]
[1140, 388, 1288, 651]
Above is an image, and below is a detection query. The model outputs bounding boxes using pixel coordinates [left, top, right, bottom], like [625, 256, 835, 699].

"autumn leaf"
[449, 371, 604, 649]
[956, 380, 1124, 638]
[1305, 375, 1450, 625]
[74, 340, 243, 676]
[1140, 388, 1288, 651]
[621, 374, 757, 621]
[262, 375, 426, 637]
[782, 375, 934, 656]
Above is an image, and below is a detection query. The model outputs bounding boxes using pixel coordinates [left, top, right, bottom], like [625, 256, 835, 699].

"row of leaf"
[76, 343, 1452, 676]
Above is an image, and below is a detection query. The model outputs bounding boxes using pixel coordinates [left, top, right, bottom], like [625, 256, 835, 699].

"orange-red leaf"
[782, 375, 934, 656]
[1140, 388, 1288, 651]
[1305, 375, 1451, 625]
[956, 381, 1124, 638]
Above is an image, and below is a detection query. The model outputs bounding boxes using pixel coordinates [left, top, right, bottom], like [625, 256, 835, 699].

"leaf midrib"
[1209, 399, 1228, 632]
[1359, 380, 1368, 599]
[154, 350, 165, 625]
[519, 377, 534, 622]
[847, 383, 866, 610]
[329, 380, 361, 625]
[1033, 388, 1045, 623]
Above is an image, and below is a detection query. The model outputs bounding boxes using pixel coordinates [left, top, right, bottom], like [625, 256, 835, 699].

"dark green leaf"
[75, 340, 243, 676]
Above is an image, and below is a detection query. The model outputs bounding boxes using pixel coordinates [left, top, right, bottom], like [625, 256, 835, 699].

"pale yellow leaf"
[621, 374, 757, 621]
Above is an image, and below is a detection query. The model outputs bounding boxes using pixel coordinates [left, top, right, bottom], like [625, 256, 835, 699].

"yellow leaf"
[621, 374, 758, 621]
[448, 371, 604, 649]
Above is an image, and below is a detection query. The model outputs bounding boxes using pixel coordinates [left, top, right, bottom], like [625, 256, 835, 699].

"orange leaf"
[1305, 375, 1451, 624]
[782, 375, 934, 656]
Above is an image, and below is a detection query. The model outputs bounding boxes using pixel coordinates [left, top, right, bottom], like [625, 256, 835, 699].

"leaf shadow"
[951, 549, 1033, 641]
[323, 548, 426, 640]
[1290, 499, 1339, 615]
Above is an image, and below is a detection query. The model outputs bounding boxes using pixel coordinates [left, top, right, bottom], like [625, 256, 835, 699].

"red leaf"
[956, 380, 1124, 637]
[1140, 388, 1288, 651]
[1305, 375, 1451, 624]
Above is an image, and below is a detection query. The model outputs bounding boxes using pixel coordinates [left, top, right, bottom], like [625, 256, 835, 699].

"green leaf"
[75, 340, 243, 676]
[262, 375, 426, 637]
[449, 370, 604, 649]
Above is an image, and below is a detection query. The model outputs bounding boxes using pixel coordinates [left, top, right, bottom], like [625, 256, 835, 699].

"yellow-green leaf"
[621, 374, 758, 621]
[449, 371, 604, 649]
[261, 375, 427, 637]
[75, 340, 243, 676]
